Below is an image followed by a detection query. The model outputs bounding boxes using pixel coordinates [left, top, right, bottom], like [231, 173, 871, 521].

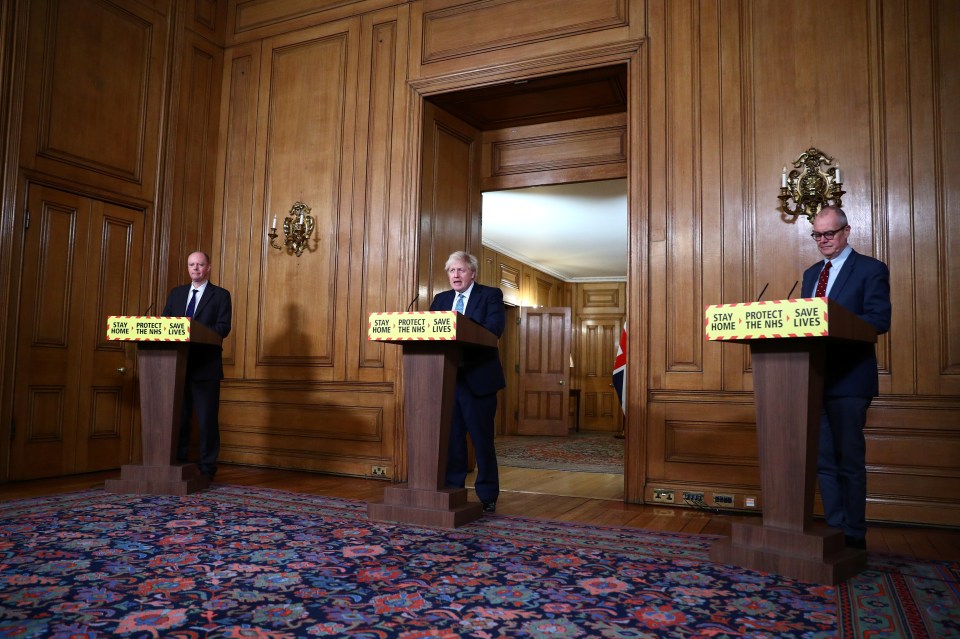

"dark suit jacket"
[430, 283, 506, 396]
[162, 282, 232, 381]
[801, 249, 891, 398]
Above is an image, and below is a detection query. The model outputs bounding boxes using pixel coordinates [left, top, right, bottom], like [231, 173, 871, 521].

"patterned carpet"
[496, 432, 624, 473]
[1, 486, 957, 638]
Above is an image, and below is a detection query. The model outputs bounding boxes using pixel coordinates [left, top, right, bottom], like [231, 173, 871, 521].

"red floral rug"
[1, 486, 956, 638]
[495, 432, 624, 473]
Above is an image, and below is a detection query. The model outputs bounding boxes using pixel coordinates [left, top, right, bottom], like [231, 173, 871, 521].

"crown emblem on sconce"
[778, 148, 845, 223]
[268, 201, 314, 257]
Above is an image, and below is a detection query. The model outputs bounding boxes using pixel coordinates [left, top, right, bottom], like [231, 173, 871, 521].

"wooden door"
[498, 304, 520, 435]
[10, 184, 143, 479]
[416, 101, 483, 307]
[580, 316, 625, 432]
[518, 307, 571, 436]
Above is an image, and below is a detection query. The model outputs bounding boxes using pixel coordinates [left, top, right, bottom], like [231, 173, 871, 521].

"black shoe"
[844, 535, 866, 550]
[482, 501, 497, 513]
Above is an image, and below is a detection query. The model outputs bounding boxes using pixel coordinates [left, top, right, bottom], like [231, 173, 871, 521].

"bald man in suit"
[430, 251, 506, 512]
[801, 206, 890, 549]
[162, 251, 232, 478]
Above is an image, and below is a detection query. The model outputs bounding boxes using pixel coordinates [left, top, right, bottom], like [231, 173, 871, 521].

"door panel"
[75, 201, 143, 471]
[417, 101, 482, 307]
[580, 316, 624, 432]
[10, 185, 141, 479]
[518, 307, 571, 436]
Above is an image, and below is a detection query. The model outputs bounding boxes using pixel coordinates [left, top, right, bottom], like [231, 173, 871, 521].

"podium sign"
[704, 298, 875, 583]
[106, 316, 193, 341]
[705, 298, 827, 341]
[368, 311, 459, 341]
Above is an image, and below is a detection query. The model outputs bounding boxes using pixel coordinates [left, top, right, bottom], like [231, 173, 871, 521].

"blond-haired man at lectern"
[801, 207, 890, 550]
[162, 251, 232, 479]
[430, 251, 506, 513]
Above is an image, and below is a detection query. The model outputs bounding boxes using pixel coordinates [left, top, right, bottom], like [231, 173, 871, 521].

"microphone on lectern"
[405, 294, 419, 312]
[756, 282, 769, 302]
[786, 280, 799, 300]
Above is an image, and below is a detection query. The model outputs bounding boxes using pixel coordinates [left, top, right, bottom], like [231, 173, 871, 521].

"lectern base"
[104, 463, 210, 496]
[709, 521, 867, 584]
[368, 485, 483, 528]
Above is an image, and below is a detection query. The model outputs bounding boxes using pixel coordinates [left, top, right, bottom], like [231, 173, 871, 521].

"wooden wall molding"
[497, 261, 522, 298]
[228, 0, 396, 44]
[219, 380, 395, 476]
[662, 420, 759, 468]
[162, 33, 223, 303]
[418, 0, 629, 65]
[579, 285, 624, 313]
[18, 0, 167, 199]
[223, 404, 385, 440]
[247, 22, 356, 379]
[192, 0, 220, 33]
[213, 43, 259, 378]
[353, 17, 404, 376]
[482, 113, 627, 190]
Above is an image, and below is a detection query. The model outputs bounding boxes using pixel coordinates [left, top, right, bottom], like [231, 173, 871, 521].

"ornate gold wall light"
[778, 147, 844, 222]
[268, 201, 315, 257]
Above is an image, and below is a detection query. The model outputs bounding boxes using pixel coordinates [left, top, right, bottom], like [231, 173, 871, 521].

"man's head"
[812, 206, 850, 260]
[187, 251, 212, 285]
[445, 251, 478, 293]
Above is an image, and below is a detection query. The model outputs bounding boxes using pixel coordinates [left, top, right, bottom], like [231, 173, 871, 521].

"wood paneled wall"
[213, 5, 411, 478]
[0, 0, 226, 479]
[2, 0, 958, 527]
[644, 0, 960, 526]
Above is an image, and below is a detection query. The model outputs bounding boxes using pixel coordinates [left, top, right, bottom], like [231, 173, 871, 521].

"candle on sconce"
[272, 216, 277, 228]
[781, 166, 787, 189]
[835, 164, 841, 183]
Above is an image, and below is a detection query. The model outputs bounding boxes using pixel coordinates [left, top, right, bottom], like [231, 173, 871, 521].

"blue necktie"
[186, 289, 198, 317]
[454, 293, 464, 313]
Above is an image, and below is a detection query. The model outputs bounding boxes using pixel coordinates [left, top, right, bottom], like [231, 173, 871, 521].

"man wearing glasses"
[801, 206, 891, 550]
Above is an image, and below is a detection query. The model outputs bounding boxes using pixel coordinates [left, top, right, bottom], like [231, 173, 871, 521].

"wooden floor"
[2, 463, 958, 562]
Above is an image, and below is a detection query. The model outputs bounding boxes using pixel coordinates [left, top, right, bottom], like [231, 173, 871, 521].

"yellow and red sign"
[368, 311, 458, 341]
[704, 298, 829, 341]
[106, 316, 192, 342]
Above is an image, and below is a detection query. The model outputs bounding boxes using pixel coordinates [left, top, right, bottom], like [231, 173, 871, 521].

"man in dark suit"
[430, 251, 506, 512]
[162, 251, 232, 479]
[801, 206, 891, 549]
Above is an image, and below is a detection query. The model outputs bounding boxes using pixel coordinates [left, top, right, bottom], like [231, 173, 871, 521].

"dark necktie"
[815, 261, 832, 297]
[186, 288, 198, 317]
[454, 293, 464, 313]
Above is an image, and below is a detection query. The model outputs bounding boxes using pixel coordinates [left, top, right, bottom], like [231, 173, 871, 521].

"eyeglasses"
[810, 225, 848, 241]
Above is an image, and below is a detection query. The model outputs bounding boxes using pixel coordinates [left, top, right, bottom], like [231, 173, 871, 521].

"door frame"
[405, 46, 649, 503]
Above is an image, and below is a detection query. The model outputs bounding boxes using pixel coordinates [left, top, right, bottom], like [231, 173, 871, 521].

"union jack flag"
[612, 322, 626, 415]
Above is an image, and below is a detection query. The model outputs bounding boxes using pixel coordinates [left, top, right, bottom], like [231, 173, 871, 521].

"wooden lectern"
[104, 316, 222, 495]
[366, 310, 499, 528]
[704, 298, 876, 584]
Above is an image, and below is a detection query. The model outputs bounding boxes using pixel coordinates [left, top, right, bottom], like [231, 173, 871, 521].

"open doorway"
[419, 64, 631, 501]
[477, 180, 627, 500]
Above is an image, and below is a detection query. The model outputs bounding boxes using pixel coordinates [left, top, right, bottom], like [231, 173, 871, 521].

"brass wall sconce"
[268, 201, 314, 257]
[778, 147, 844, 222]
